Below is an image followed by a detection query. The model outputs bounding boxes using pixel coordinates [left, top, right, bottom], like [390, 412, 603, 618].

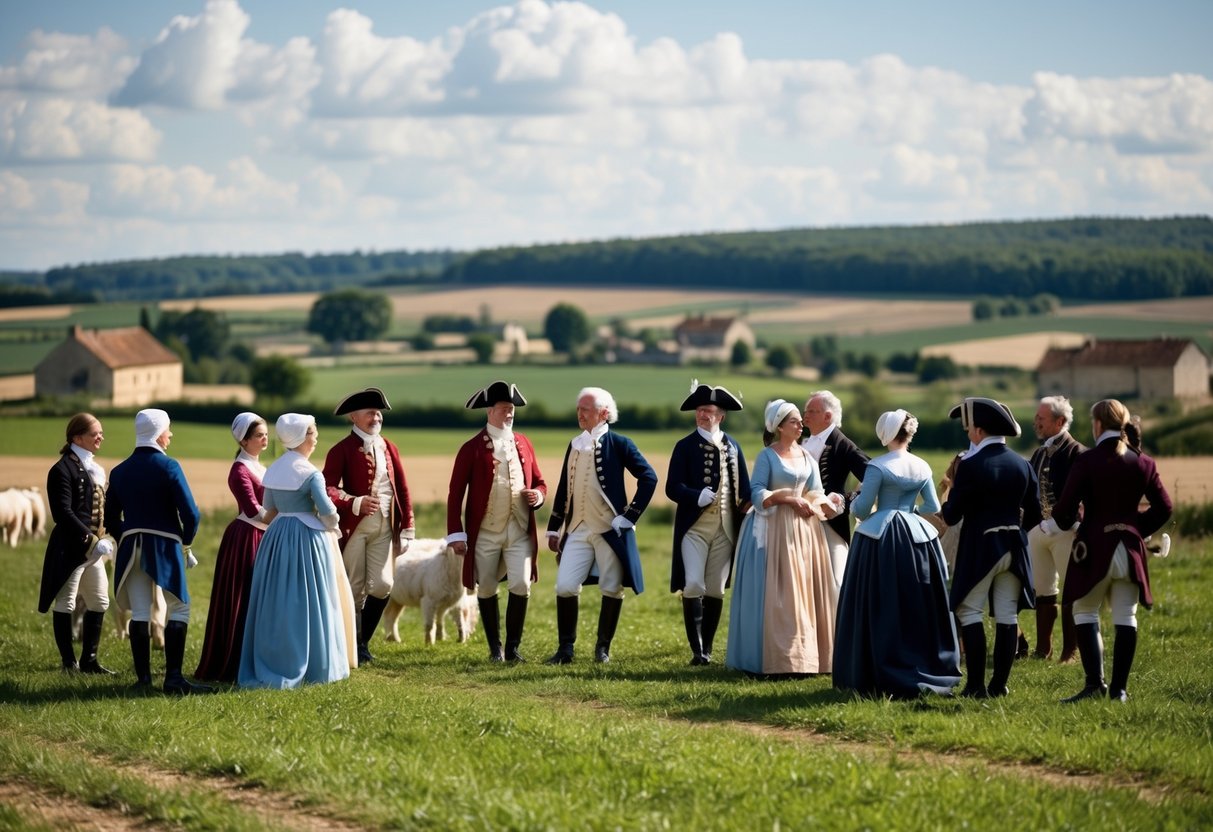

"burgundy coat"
[322, 432, 414, 550]
[1052, 438, 1172, 608]
[446, 428, 547, 590]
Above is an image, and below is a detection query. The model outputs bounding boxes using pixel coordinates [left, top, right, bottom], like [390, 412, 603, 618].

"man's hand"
[451, 541, 468, 556]
[522, 488, 542, 507]
[360, 496, 380, 516]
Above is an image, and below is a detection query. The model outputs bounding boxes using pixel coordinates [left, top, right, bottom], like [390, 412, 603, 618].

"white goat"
[382, 538, 478, 645]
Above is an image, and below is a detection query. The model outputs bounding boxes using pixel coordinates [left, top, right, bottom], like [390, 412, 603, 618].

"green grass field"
[1, 498, 1210, 829]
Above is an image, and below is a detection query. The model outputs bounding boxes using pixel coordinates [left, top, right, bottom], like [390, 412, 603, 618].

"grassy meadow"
[1, 498, 1211, 829]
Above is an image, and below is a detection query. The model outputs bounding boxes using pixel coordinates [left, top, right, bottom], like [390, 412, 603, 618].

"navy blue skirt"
[833, 513, 961, 698]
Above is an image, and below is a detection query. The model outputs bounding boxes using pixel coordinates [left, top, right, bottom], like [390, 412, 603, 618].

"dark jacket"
[1052, 438, 1172, 608]
[941, 442, 1041, 613]
[1029, 431, 1086, 518]
[666, 430, 751, 592]
[815, 428, 870, 543]
[39, 452, 99, 613]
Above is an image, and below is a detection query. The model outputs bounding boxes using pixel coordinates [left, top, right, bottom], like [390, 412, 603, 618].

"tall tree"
[543, 303, 591, 353]
[250, 355, 310, 401]
[307, 289, 392, 345]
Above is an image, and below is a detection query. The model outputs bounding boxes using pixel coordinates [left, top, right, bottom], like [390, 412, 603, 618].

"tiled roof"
[69, 326, 181, 369]
[1037, 338, 1199, 373]
[674, 316, 736, 334]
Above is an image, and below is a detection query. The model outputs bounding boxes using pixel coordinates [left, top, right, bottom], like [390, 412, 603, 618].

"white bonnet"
[230, 411, 263, 443]
[276, 413, 315, 450]
[764, 399, 798, 434]
[134, 409, 170, 446]
[876, 409, 908, 447]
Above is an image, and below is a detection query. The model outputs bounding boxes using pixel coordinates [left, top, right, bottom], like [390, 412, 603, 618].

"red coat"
[1052, 438, 1172, 608]
[446, 429, 547, 590]
[322, 432, 414, 550]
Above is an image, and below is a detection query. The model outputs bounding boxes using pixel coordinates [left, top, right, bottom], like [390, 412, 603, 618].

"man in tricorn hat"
[544, 386, 657, 665]
[666, 381, 751, 665]
[939, 396, 1041, 698]
[446, 381, 547, 662]
[323, 387, 414, 664]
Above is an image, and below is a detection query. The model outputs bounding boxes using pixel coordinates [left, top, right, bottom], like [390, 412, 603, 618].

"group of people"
[38, 380, 1172, 703]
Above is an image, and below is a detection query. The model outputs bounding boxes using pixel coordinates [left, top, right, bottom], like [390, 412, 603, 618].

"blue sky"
[1, 0, 1211, 270]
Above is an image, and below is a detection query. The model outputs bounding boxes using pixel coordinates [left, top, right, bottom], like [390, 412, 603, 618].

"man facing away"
[545, 387, 657, 665]
[446, 381, 547, 662]
[323, 387, 414, 664]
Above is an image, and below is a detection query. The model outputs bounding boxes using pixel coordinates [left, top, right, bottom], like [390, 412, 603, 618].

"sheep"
[20, 488, 48, 540]
[381, 538, 478, 645]
[0, 488, 32, 548]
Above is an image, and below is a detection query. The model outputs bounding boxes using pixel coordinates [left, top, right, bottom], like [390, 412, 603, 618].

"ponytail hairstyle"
[60, 413, 99, 455]
[1090, 399, 1130, 456]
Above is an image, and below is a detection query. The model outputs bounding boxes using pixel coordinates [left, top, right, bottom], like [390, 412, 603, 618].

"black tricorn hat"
[680, 381, 743, 412]
[334, 386, 391, 416]
[948, 396, 1021, 437]
[465, 381, 527, 409]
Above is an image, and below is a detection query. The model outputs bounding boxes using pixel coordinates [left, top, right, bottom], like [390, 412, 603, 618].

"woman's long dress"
[833, 450, 961, 698]
[238, 464, 356, 689]
[195, 458, 266, 681]
[726, 445, 836, 675]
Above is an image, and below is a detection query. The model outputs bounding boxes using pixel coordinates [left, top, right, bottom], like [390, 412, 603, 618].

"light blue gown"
[726, 446, 836, 675]
[238, 465, 352, 689]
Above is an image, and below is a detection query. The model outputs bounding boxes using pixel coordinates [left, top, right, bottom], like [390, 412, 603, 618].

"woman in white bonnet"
[238, 414, 357, 688]
[725, 399, 838, 676]
[195, 412, 271, 683]
[833, 410, 961, 699]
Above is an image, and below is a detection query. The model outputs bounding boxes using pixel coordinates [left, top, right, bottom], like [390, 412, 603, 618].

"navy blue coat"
[105, 447, 201, 604]
[940, 443, 1041, 613]
[39, 453, 98, 613]
[665, 430, 750, 593]
[547, 431, 657, 594]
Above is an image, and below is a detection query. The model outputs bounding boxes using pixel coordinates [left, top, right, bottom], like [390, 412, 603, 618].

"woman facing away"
[1046, 399, 1172, 703]
[195, 412, 272, 683]
[833, 410, 961, 699]
[726, 399, 839, 676]
[238, 414, 357, 689]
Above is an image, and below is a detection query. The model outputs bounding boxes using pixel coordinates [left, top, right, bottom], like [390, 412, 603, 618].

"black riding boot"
[988, 623, 1017, 697]
[53, 611, 78, 671]
[545, 595, 578, 664]
[129, 620, 153, 690]
[504, 593, 528, 662]
[79, 610, 114, 675]
[682, 596, 705, 665]
[479, 595, 504, 662]
[1108, 625, 1138, 703]
[359, 595, 389, 664]
[959, 623, 988, 698]
[163, 621, 215, 695]
[1061, 623, 1107, 703]
[594, 596, 623, 663]
[700, 596, 724, 664]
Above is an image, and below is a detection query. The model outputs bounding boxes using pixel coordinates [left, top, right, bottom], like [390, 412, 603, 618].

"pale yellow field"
[1060, 296, 1213, 323]
[920, 332, 1090, 370]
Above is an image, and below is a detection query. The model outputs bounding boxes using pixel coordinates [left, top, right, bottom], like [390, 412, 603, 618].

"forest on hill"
[2, 216, 1210, 305]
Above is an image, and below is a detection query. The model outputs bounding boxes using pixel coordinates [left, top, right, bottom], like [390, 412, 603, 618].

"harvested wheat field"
[921, 332, 1090, 369]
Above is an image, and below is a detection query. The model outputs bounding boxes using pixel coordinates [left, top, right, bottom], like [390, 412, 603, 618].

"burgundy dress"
[194, 456, 267, 681]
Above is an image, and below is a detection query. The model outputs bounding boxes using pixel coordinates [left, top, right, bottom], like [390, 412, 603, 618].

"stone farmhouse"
[1036, 337, 1210, 401]
[35, 326, 183, 407]
[672, 315, 755, 364]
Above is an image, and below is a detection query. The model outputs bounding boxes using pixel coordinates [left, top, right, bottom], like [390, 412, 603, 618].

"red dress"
[194, 458, 266, 682]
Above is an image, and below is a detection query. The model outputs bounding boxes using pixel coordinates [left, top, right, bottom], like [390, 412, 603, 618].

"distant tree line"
[972, 293, 1060, 320]
[36, 250, 457, 302]
[8, 217, 1212, 305]
[445, 217, 1213, 301]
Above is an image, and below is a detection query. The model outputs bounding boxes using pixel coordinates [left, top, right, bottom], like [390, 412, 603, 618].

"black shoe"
[1061, 683, 1108, 703]
[79, 658, 115, 675]
[544, 645, 574, 665]
[357, 643, 374, 665]
[594, 643, 611, 664]
[504, 643, 526, 663]
[163, 621, 215, 695]
[163, 673, 216, 696]
[689, 655, 709, 667]
[1109, 689, 1130, 703]
[1061, 622, 1107, 704]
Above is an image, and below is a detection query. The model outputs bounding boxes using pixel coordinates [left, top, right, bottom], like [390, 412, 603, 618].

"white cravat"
[70, 444, 106, 488]
[352, 426, 386, 456]
[571, 421, 609, 452]
[801, 423, 835, 461]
